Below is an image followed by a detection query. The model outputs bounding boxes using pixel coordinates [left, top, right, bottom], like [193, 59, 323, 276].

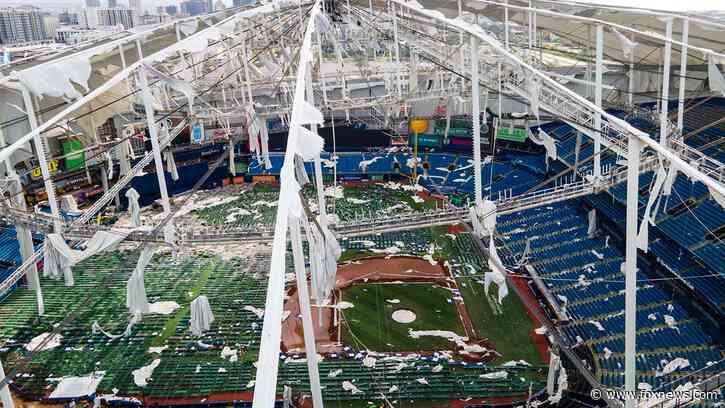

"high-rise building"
[80, 7, 98, 28]
[128, 0, 141, 12]
[42, 15, 59, 39]
[107, 0, 118, 8]
[96, 7, 136, 29]
[180, 0, 206, 16]
[85, 0, 101, 7]
[58, 9, 79, 25]
[0, 7, 48, 45]
[232, 0, 254, 6]
[164, 5, 178, 15]
[206, 0, 214, 13]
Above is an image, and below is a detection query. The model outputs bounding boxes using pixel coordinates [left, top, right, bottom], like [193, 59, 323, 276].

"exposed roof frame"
[0, 6, 243, 87]
[467, 0, 725, 59]
[392, 0, 724, 198]
[526, 0, 725, 30]
[0, 3, 280, 166]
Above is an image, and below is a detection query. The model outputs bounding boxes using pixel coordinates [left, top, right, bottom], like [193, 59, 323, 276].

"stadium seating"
[497, 201, 724, 391]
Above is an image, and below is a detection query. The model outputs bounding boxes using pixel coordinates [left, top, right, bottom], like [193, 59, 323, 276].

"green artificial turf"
[341, 283, 465, 352]
[456, 276, 543, 365]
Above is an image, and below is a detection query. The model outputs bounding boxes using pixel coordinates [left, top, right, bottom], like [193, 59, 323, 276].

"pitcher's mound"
[392, 309, 416, 324]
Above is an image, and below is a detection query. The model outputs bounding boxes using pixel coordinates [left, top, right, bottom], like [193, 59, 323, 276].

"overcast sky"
[5, 0, 725, 14]
[571, 0, 725, 12]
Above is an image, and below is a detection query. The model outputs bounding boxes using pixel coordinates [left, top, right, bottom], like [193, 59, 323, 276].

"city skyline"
[3, 0, 240, 13]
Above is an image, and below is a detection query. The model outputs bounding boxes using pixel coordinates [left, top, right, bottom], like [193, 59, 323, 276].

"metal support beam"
[138, 65, 171, 215]
[306, 63, 328, 227]
[289, 217, 324, 408]
[0, 129, 43, 315]
[21, 86, 61, 233]
[594, 25, 603, 178]
[458, 0, 466, 93]
[392, 2, 402, 97]
[660, 17, 673, 144]
[628, 33, 635, 106]
[0, 356, 13, 408]
[676, 19, 689, 134]
[242, 35, 253, 103]
[504, 0, 509, 50]
[471, 36, 483, 207]
[624, 134, 641, 408]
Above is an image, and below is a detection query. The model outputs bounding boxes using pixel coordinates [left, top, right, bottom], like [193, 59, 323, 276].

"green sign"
[63, 139, 85, 171]
[409, 133, 442, 148]
[497, 126, 528, 143]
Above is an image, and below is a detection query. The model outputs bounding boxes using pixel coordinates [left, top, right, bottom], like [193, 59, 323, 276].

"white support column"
[392, 2, 402, 97]
[242, 34, 253, 103]
[593, 25, 603, 178]
[624, 134, 641, 408]
[527, 1, 532, 52]
[676, 19, 689, 133]
[21, 86, 61, 232]
[628, 34, 635, 106]
[504, 0, 509, 50]
[471, 36, 483, 207]
[660, 17, 673, 144]
[0, 130, 43, 315]
[289, 217, 324, 408]
[585, 26, 592, 100]
[138, 65, 171, 215]
[316, 30, 328, 105]
[306, 62, 328, 227]
[0, 355, 14, 408]
[458, 0, 466, 93]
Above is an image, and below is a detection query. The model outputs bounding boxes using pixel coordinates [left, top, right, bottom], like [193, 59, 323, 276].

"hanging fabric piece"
[587, 209, 597, 238]
[710, 188, 725, 208]
[300, 213, 340, 304]
[294, 154, 310, 186]
[708, 54, 725, 97]
[190, 295, 215, 336]
[145, 64, 197, 112]
[125, 188, 141, 227]
[484, 236, 508, 304]
[481, 200, 497, 235]
[178, 19, 199, 36]
[298, 101, 325, 126]
[92, 312, 142, 340]
[532, 128, 557, 162]
[164, 222, 177, 247]
[610, 27, 638, 58]
[229, 137, 236, 176]
[517, 237, 532, 267]
[546, 353, 561, 395]
[469, 206, 484, 237]
[60, 194, 79, 213]
[126, 247, 155, 314]
[301, 215, 325, 302]
[117, 138, 133, 176]
[164, 149, 179, 181]
[106, 152, 114, 180]
[637, 163, 667, 252]
[43, 231, 129, 286]
[15, 54, 92, 99]
[295, 126, 325, 161]
[246, 104, 272, 168]
[662, 161, 679, 197]
[259, 121, 271, 169]
[526, 73, 542, 120]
